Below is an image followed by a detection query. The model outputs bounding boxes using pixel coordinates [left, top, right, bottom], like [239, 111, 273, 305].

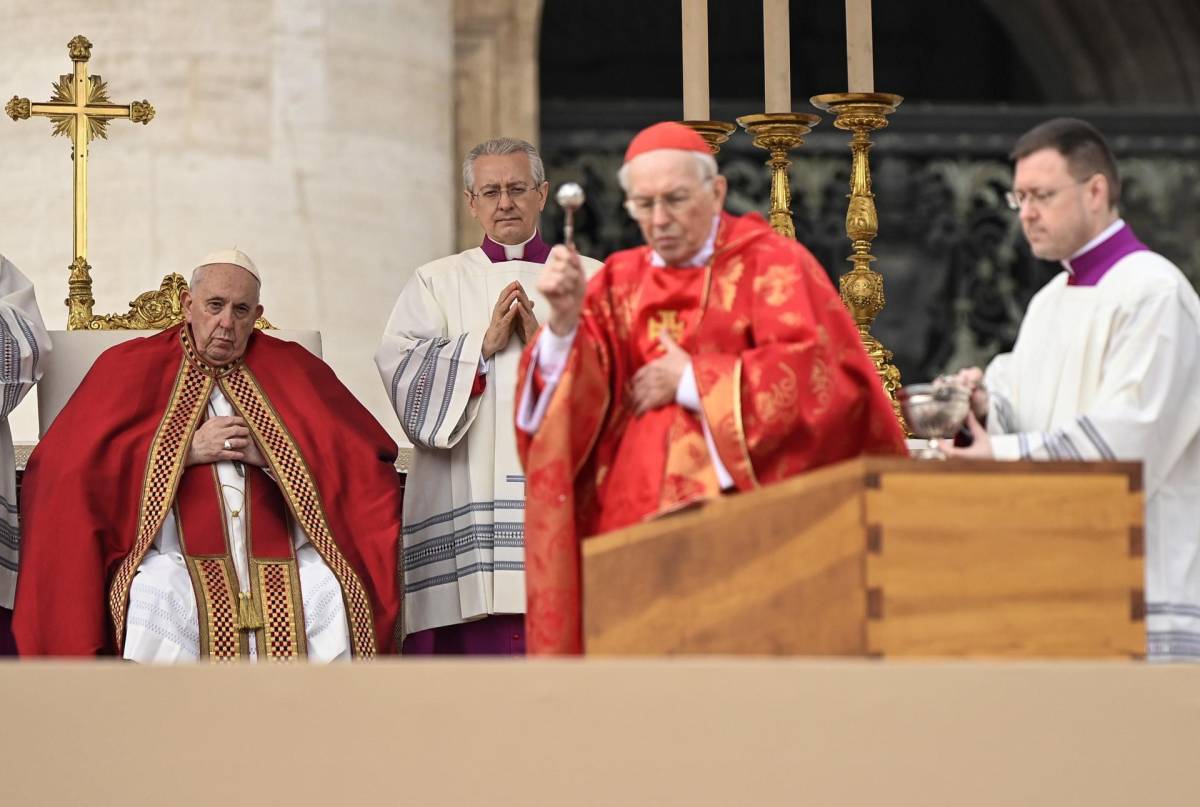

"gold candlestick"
[680, 120, 737, 154]
[734, 112, 821, 239]
[809, 91, 905, 428]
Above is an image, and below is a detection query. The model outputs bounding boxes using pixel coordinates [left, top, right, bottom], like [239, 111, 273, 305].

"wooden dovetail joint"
[1128, 527, 1145, 557]
[1130, 589, 1146, 622]
[866, 525, 882, 554]
[1128, 467, 1143, 493]
[867, 587, 883, 620]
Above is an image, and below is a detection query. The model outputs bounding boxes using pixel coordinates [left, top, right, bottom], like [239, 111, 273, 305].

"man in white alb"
[375, 137, 600, 653]
[944, 118, 1200, 661]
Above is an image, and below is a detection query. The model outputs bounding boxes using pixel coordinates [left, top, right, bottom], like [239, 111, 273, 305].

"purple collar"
[1064, 223, 1148, 286]
[480, 231, 551, 264]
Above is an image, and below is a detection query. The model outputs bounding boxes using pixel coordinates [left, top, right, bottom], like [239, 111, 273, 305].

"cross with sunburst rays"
[5, 34, 154, 329]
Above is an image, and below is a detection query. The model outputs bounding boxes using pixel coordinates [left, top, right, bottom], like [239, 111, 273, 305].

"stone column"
[453, 0, 544, 251]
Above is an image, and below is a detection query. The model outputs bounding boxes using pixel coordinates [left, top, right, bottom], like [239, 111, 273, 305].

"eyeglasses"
[1005, 176, 1093, 211]
[624, 180, 713, 221]
[469, 184, 539, 204]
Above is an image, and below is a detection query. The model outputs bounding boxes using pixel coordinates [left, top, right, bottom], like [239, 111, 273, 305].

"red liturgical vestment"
[15, 326, 403, 657]
[515, 212, 907, 654]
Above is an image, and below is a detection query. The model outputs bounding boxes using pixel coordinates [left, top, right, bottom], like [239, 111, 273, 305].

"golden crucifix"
[5, 34, 154, 330]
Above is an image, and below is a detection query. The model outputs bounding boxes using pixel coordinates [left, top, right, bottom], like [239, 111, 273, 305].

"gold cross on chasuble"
[648, 310, 686, 345]
[5, 34, 154, 330]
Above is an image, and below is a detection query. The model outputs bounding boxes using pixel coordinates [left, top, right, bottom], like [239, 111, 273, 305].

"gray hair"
[616, 149, 718, 192]
[462, 137, 545, 190]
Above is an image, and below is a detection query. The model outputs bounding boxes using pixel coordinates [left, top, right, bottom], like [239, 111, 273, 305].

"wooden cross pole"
[6, 34, 154, 329]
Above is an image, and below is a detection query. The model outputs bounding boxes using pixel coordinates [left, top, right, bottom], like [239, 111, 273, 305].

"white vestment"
[375, 246, 601, 634]
[124, 388, 351, 663]
[0, 255, 50, 609]
[985, 249, 1200, 660]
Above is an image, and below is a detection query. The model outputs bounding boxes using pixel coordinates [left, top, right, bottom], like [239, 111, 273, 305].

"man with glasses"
[376, 137, 601, 654]
[513, 121, 908, 654]
[943, 118, 1200, 661]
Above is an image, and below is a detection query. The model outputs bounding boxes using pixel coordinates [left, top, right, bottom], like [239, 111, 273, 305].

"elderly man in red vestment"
[514, 122, 907, 654]
[15, 250, 402, 660]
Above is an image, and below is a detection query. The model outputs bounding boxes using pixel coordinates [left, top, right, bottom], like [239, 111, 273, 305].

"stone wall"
[0, 0, 456, 443]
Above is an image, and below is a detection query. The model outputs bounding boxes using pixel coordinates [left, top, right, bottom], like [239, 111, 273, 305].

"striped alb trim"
[1077, 415, 1117, 460]
[406, 560, 526, 594]
[402, 499, 526, 537]
[404, 522, 525, 569]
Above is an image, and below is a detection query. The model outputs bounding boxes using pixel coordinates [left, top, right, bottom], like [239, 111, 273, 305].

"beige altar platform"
[0, 659, 1196, 806]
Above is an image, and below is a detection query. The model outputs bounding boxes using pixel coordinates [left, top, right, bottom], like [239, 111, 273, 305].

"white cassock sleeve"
[986, 288, 1200, 490]
[375, 270, 485, 449]
[0, 254, 50, 609]
[0, 255, 49, 420]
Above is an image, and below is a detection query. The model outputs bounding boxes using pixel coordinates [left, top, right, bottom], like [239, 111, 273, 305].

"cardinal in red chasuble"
[514, 122, 907, 655]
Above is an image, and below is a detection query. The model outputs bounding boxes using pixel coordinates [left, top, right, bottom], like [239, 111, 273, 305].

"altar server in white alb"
[0, 254, 50, 655]
[375, 137, 600, 654]
[945, 118, 1200, 660]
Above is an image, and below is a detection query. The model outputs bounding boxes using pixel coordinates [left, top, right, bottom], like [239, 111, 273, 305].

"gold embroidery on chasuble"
[108, 340, 216, 653]
[252, 560, 307, 661]
[658, 415, 721, 511]
[753, 362, 801, 428]
[176, 466, 247, 660]
[188, 556, 248, 662]
[241, 469, 308, 662]
[687, 236, 765, 493]
[606, 280, 641, 343]
[712, 257, 744, 313]
[752, 264, 796, 308]
[176, 465, 307, 662]
[695, 357, 758, 492]
[109, 329, 358, 659]
[647, 310, 686, 345]
[218, 367, 378, 659]
[654, 255, 723, 510]
[729, 360, 759, 487]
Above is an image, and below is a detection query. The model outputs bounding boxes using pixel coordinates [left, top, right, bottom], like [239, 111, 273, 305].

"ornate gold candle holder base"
[680, 120, 738, 154]
[735, 112, 821, 239]
[810, 91, 906, 429]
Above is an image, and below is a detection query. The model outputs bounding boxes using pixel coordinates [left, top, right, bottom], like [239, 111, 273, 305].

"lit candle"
[682, 0, 709, 120]
[763, 0, 790, 112]
[845, 0, 874, 93]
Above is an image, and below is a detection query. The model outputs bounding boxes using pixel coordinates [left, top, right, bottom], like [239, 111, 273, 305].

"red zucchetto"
[623, 121, 710, 163]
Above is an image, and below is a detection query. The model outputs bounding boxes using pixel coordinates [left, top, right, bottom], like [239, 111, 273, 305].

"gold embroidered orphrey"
[178, 468, 307, 662]
[5, 35, 270, 332]
[106, 329, 377, 659]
